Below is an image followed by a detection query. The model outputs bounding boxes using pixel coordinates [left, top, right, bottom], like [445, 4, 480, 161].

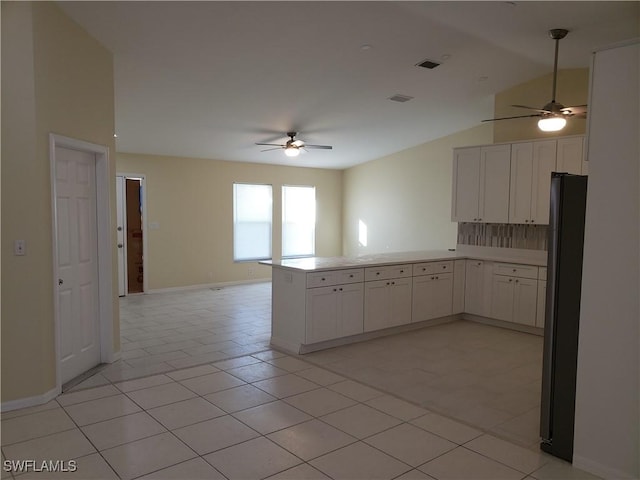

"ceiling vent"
[388, 94, 414, 103]
[416, 59, 441, 69]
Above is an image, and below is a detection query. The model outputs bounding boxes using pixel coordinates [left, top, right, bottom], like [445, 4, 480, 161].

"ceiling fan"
[482, 29, 587, 132]
[256, 132, 333, 157]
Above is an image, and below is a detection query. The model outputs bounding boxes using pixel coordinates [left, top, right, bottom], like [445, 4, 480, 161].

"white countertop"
[261, 246, 547, 272]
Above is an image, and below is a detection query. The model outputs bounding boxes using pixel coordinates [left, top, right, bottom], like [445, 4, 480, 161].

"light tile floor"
[1, 283, 601, 479]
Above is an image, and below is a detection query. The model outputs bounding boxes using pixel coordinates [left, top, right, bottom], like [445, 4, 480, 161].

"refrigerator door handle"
[540, 175, 561, 443]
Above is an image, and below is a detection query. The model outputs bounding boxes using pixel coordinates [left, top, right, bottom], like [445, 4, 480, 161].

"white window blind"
[233, 183, 272, 261]
[282, 185, 316, 258]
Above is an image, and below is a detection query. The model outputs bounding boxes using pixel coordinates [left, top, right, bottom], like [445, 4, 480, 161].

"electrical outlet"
[14, 240, 26, 256]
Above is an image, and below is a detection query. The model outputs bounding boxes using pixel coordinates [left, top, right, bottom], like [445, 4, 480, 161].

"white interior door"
[116, 175, 127, 296]
[56, 146, 101, 384]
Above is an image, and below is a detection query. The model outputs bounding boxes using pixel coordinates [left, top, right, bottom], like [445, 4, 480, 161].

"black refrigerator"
[540, 172, 588, 462]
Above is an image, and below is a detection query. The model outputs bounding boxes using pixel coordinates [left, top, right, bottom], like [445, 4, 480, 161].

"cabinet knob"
[435, 276, 439, 280]
[339, 287, 343, 291]
[515, 279, 519, 283]
[321, 277, 326, 281]
[442, 265, 446, 269]
[349, 274, 353, 278]
[512, 269, 517, 272]
[391, 281, 395, 285]
[333, 288, 337, 292]
[422, 267, 426, 271]
[376, 272, 380, 276]
[509, 278, 513, 282]
[531, 219, 535, 222]
[431, 276, 435, 280]
[400, 270, 404, 273]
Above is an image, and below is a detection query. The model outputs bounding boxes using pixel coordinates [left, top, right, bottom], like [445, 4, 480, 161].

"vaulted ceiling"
[59, 1, 639, 169]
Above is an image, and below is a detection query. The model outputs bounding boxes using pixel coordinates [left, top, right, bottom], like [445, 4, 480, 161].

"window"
[233, 183, 272, 261]
[282, 185, 316, 258]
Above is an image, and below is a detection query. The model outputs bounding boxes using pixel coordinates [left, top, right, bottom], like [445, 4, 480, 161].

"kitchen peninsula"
[261, 247, 547, 354]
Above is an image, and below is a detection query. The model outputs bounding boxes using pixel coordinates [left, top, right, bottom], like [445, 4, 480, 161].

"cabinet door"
[389, 277, 412, 327]
[536, 280, 546, 328]
[431, 273, 454, 319]
[464, 260, 485, 316]
[513, 278, 538, 326]
[339, 283, 364, 337]
[479, 144, 511, 223]
[306, 287, 338, 343]
[412, 275, 433, 323]
[509, 142, 534, 224]
[556, 137, 584, 174]
[364, 280, 390, 332]
[451, 147, 481, 222]
[491, 275, 515, 322]
[531, 140, 557, 224]
[452, 259, 465, 314]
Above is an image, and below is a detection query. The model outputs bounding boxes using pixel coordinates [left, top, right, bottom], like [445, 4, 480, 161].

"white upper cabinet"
[452, 145, 511, 223]
[556, 136, 584, 174]
[451, 147, 482, 222]
[509, 140, 557, 224]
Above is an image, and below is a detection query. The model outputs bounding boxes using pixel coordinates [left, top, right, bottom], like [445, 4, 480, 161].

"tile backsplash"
[457, 223, 548, 251]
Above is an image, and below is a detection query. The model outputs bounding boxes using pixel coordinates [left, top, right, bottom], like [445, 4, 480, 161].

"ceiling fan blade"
[481, 114, 542, 123]
[303, 144, 333, 150]
[260, 147, 283, 152]
[512, 104, 552, 114]
[256, 142, 285, 147]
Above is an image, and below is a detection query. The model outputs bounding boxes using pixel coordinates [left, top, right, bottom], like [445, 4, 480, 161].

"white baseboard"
[146, 278, 270, 294]
[573, 454, 638, 480]
[1, 387, 59, 413]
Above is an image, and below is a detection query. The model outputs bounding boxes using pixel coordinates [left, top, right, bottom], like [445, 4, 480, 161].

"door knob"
[58, 279, 63, 285]
[118, 243, 123, 248]
[117, 226, 123, 231]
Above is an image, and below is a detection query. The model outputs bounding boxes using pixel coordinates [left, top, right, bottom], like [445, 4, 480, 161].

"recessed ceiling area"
[57, 1, 639, 169]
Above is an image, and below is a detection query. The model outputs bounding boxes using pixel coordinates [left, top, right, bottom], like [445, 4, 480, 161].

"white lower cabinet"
[306, 282, 364, 344]
[412, 273, 453, 322]
[364, 277, 412, 332]
[464, 260, 493, 317]
[491, 263, 539, 326]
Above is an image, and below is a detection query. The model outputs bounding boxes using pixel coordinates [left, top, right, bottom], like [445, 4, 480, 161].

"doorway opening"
[116, 174, 147, 296]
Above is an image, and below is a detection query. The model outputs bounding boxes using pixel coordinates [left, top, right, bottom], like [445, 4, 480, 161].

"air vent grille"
[417, 59, 441, 69]
[388, 94, 414, 103]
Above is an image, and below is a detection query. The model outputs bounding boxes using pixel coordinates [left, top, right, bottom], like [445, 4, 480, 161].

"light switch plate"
[14, 239, 26, 256]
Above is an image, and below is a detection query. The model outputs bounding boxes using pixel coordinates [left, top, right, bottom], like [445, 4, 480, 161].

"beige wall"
[493, 68, 589, 143]
[117, 153, 343, 290]
[342, 124, 493, 256]
[1, 2, 116, 403]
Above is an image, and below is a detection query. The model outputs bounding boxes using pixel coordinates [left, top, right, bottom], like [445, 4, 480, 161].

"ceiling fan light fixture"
[284, 146, 300, 157]
[538, 116, 567, 132]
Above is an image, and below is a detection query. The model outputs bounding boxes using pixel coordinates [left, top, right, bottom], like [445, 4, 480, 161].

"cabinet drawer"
[494, 263, 538, 279]
[365, 264, 412, 281]
[413, 261, 453, 276]
[307, 268, 363, 288]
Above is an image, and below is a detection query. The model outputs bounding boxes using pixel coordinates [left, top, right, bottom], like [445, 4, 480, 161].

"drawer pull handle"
[349, 274, 354, 278]
[322, 277, 326, 281]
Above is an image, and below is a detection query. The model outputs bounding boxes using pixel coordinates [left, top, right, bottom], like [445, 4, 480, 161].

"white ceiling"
[58, 1, 639, 169]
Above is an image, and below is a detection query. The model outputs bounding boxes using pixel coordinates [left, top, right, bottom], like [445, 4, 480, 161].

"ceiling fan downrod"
[549, 29, 569, 106]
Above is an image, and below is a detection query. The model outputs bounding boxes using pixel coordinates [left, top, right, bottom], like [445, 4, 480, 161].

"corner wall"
[116, 153, 343, 290]
[1, 2, 117, 404]
[342, 124, 493, 256]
